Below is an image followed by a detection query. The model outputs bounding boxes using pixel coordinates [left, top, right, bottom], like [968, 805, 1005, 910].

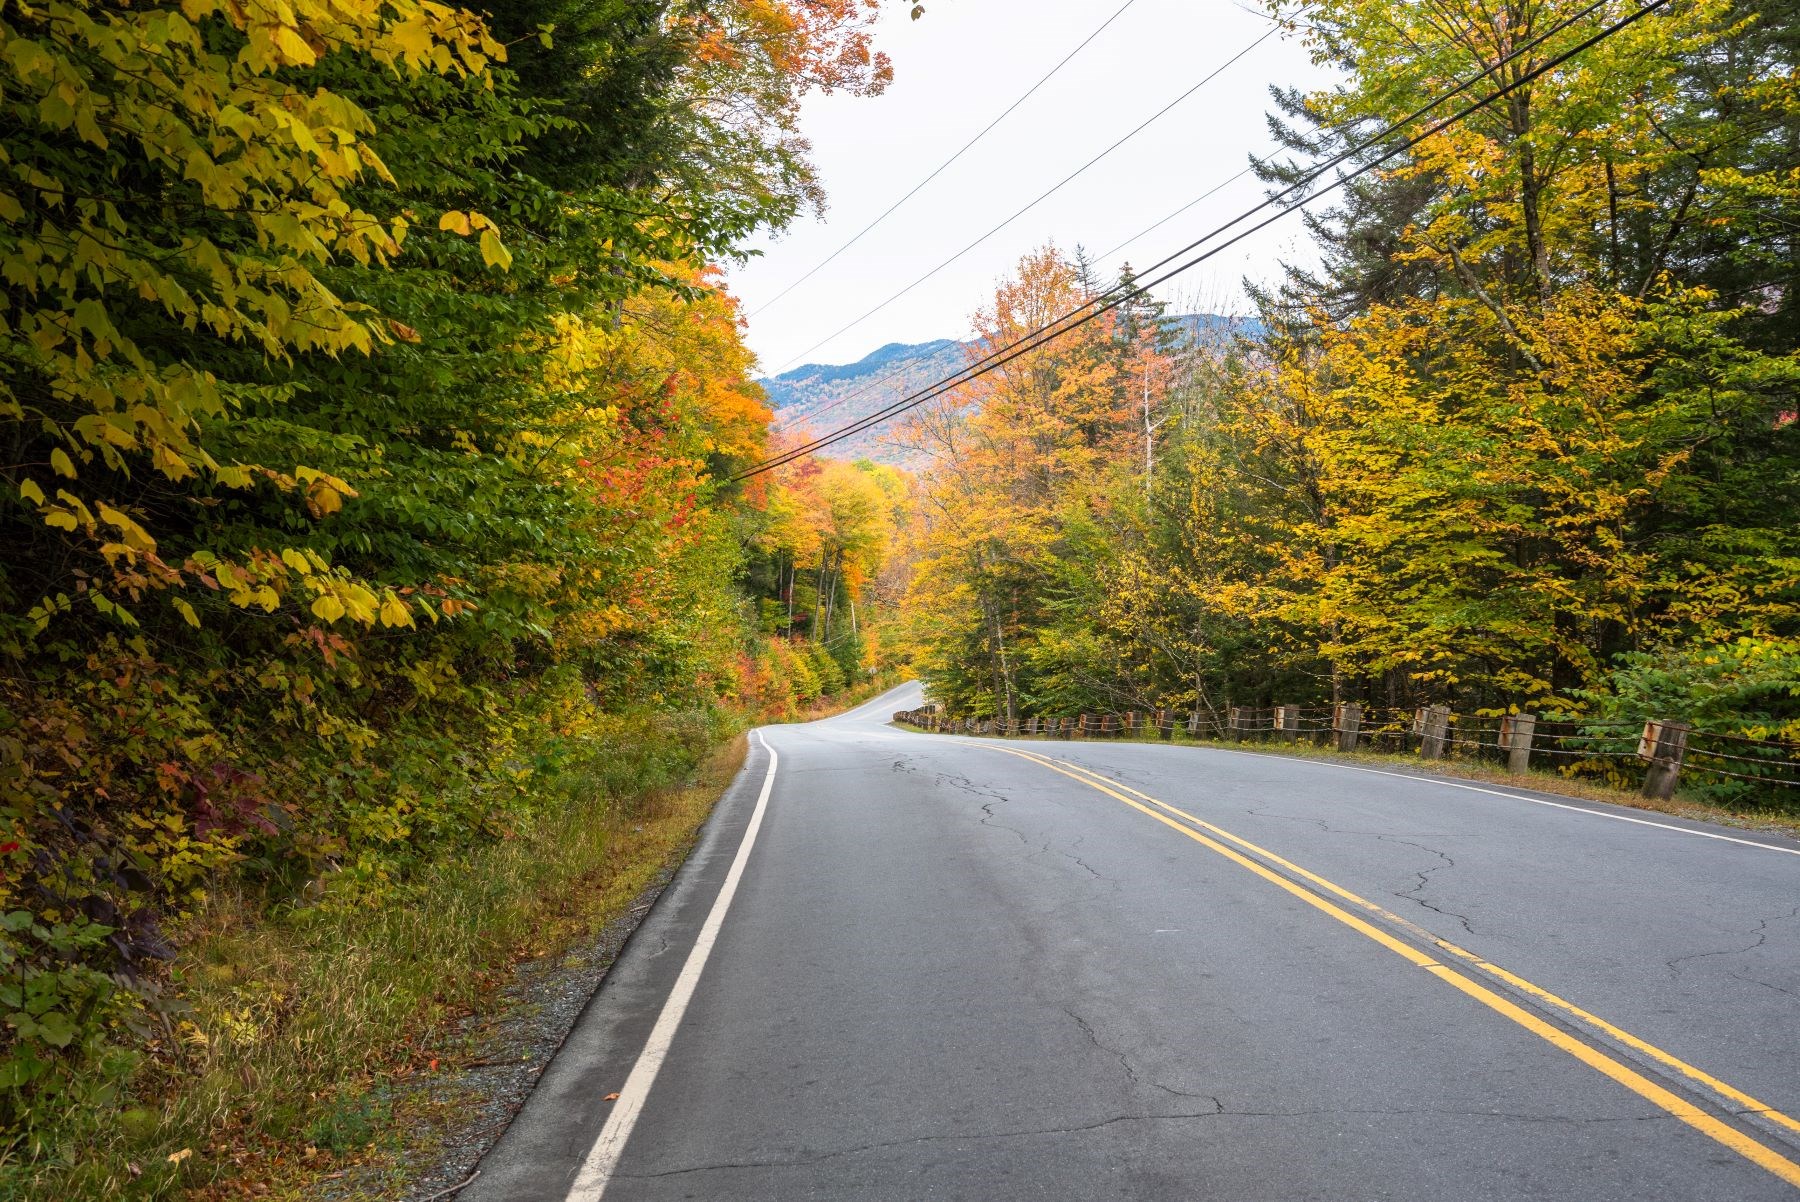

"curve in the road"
[463, 681, 1800, 1202]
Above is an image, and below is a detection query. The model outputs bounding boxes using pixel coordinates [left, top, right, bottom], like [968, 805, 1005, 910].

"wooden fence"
[892, 703, 1800, 803]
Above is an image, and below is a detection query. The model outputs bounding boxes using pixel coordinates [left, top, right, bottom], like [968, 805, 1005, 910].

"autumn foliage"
[0, 0, 898, 1184]
[903, 2, 1799, 796]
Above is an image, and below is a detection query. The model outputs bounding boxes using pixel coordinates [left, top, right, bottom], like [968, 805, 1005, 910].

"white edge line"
[1064, 740, 1800, 857]
[564, 730, 780, 1201]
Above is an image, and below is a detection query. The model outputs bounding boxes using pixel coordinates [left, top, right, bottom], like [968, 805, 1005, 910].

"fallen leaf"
[603, 1092, 620, 1102]
[167, 1148, 193, 1166]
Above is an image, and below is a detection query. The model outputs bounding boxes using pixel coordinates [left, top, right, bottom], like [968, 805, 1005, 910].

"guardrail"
[892, 704, 1800, 803]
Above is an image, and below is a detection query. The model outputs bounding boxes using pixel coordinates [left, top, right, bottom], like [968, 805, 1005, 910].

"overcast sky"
[726, 0, 1341, 375]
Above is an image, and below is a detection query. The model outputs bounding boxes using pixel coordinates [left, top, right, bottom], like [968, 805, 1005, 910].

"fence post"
[1077, 714, 1089, 739]
[1275, 706, 1299, 742]
[1334, 702, 1362, 752]
[1187, 710, 1201, 737]
[1229, 707, 1246, 742]
[1500, 713, 1536, 774]
[1639, 720, 1690, 800]
[1156, 709, 1171, 740]
[1420, 705, 1451, 760]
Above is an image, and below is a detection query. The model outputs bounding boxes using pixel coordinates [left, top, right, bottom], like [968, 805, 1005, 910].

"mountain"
[758, 338, 971, 464]
[758, 313, 1262, 465]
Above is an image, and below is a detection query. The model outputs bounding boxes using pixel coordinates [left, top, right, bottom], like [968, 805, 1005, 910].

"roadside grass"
[2, 718, 754, 1201]
[131, 675, 907, 1202]
[899, 724, 1800, 840]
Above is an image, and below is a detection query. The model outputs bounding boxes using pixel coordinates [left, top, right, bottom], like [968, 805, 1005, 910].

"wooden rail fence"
[891, 703, 1798, 802]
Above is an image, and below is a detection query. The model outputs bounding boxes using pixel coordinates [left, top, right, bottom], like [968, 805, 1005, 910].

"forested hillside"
[0, 0, 906, 1193]
[901, 0, 1799, 802]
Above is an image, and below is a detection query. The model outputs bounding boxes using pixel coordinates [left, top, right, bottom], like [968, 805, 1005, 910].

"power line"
[733, 0, 1663, 481]
[747, 0, 1143, 321]
[757, 0, 1619, 464]
[772, 165, 1244, 437]
[764, 4, 1423, 435]
[1094, 5, 1507, 268]
[762, 24, 1281, 378]
[740, 0, 1634, 477]
[1094, 167, 1254, 266]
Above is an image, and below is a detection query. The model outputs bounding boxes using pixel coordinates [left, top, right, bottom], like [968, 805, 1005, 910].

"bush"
[1571, 637, 1800, 807]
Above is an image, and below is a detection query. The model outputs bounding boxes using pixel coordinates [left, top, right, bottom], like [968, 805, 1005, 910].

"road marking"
[1140, 742, 1800, 857]
[1030, 751, 1800, 1142]
[989, 745, 1800, 1189]
[565, 731, 779, 1201]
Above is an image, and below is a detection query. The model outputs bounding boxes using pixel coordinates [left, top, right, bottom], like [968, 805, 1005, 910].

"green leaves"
[0, 0, 904, 1179]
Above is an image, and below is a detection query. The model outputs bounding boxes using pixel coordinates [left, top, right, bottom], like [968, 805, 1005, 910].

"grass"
[903, 723, 1800, 840]
[1, 713, 758, 1201]
[61, 675, 906, 1202]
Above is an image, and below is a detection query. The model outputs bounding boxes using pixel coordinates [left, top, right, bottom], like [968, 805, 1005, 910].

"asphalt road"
[464, 681, 1800, 1201]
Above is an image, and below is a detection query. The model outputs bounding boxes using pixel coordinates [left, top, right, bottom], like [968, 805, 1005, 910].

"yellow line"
[988, 745, 1800, 1189]
[1022, 749, 1800, 1143]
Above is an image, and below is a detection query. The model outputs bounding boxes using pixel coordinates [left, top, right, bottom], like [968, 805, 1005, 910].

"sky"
[726, 0, 1342, 376]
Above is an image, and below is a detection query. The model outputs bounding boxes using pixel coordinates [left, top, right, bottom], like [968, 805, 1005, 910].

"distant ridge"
[759, 313, 1262, 465]
[761, 339, 965, 409]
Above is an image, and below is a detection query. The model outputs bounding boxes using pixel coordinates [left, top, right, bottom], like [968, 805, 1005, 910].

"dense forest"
[0, 0, 904, 1192]
[5, 0, 1800, 1192]
[900, 0, 1799, 793]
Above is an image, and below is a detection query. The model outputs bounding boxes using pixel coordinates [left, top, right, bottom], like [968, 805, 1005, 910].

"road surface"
[464, 681, 1800, 1200]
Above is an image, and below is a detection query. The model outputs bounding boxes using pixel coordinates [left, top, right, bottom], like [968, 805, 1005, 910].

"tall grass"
[4, 718, 748, 1201]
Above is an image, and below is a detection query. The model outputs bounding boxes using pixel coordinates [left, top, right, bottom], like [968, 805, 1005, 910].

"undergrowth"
[2, 671, 904, 1201]
[3, 706, 735, 1200]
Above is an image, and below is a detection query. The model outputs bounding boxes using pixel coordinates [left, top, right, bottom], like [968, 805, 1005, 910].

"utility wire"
[760, 4, 1593, 454]
[776, 164, 1245, 436]
[1095, 167, 1254, 265]
[733, 0, 1662, 481]
[1094, 5, 1511, 269]
[768, 3, 1427, 432]
[747, 0, 1143, 320]
[763, 24, 1281, 378]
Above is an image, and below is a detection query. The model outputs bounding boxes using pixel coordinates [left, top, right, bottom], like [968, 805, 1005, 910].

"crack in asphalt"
[1030, 832, 1120, 889]
[922, 769, 1045, 850]
[1238, 813, 1480, 937]
[1062, 1006, 1224, 1105]
[975, 798, 1033, 847]
[1379, 835, 1478, 938]
[620, 1109, 1680, 1179]
[1067, 758, 1157, 790]
[1667, 905, 1800, 977]
[1728, 969, 1800, 1000]
[1243, 806, 1392, 838]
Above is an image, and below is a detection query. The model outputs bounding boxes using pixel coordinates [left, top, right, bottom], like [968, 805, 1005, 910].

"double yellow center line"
[989, 744, 1800, 1189]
